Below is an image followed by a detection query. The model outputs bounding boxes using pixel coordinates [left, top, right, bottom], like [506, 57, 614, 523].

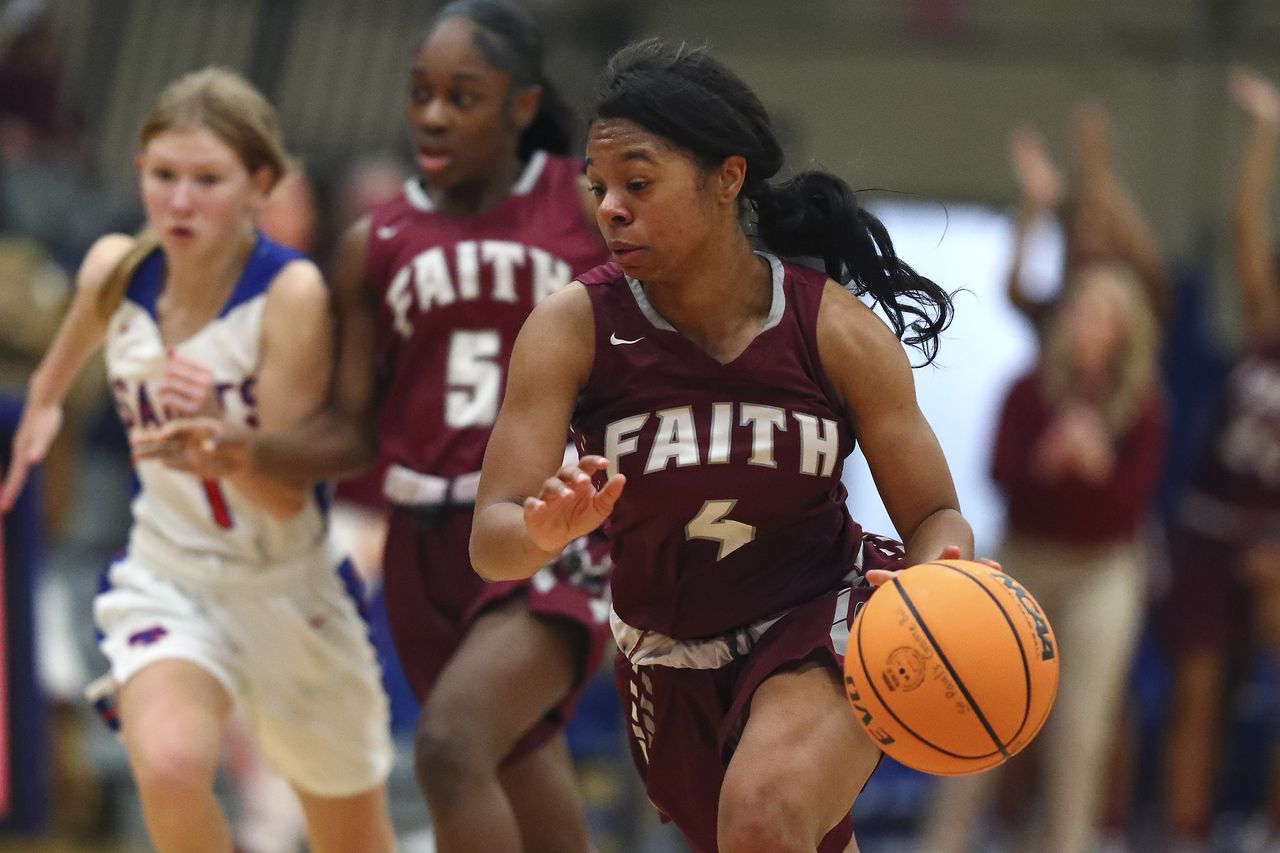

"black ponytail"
[594, 39, 954, 363]
[749, 174, 953, 362]
[431, 0, 573, 159]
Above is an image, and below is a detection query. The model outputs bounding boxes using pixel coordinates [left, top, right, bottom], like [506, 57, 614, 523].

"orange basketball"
[843, 559, 1059, 776]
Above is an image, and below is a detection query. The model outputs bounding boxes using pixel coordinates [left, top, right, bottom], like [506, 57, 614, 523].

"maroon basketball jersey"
[366, 152, 609, 476]
[1188, 339, 1280, 524]
[573, 256, 866, 639]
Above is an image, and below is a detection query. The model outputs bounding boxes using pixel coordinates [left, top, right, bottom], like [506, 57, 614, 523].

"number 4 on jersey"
[685, 499, 756, 560]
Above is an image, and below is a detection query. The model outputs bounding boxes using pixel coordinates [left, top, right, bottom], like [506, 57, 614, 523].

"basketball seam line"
[855, 596, 1003, 762]
[926, 562, 1034, 742]
[892, 577, 1012, 761]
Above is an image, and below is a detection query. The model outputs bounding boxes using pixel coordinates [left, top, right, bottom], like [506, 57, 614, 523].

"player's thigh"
[721, 659, 878, 837]
[421, 595, 585, 751]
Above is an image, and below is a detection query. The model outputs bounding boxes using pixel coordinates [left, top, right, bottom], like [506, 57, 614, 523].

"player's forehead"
[585, 119, 683, 170]
[142, 126, 244, 169]
[411, 17, 507, 85]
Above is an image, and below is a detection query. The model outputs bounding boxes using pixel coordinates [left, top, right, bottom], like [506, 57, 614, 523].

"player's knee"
[413, 712, 484, 803]
[127, 727, 219, 801]
[718, 780, 813, 853]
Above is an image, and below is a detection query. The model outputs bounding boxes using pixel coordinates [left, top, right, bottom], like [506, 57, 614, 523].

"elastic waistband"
[383, 464, 481, 509]
[610, 607, 788, 670]
[127, 532, 335, 594]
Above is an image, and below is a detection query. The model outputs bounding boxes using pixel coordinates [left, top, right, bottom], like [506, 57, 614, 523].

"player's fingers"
[595, 473, 626, 510]
[975, 557, 1002, 572]
[160, 375, 208, 398]
[866, 569, 899, 587]
[0, 462, 28, 513]
[538, 476, 572, 502]
[938, 545, 962, 560]
[577, 455, 610, 475]
[159, 418, 221, 443]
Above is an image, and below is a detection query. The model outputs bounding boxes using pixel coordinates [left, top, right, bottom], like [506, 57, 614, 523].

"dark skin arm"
[1230, 69, 1280, 344]
[469, 283, 624, 581]
[131, 218, 381, 483]
[815, 280, 974, 569]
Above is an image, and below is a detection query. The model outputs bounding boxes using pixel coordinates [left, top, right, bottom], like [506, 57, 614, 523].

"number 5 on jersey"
[446, 330, 501, 429]
[686, 499, 756, 560]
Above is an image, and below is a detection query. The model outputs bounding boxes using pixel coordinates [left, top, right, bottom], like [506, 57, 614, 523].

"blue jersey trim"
[313, 481, 331, 517]
[123, 232, 306, 320]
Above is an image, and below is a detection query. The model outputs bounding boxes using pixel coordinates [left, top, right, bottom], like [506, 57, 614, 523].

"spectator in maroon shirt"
[922, 261, 1164, 853]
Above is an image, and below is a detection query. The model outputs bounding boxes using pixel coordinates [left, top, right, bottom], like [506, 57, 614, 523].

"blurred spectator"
[919, 108, 1169, 850]
[922, 262, 1164, 853]
[1005, 104, 1169, 330]
[1159, 68, 1280, 853]
[0, 9, 123, 269]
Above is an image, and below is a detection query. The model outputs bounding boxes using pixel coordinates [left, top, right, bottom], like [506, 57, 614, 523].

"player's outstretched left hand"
[866, 545, 1002, 587]
[523, 455, 625, 554]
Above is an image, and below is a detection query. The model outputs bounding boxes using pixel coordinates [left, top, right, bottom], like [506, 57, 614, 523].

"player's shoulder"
[264, 254, 326, 313]
[577, 261, 623, 287]
[77, 233, 142, 292]
[816, 278, 902, 354]
[528, 280, 593, 328]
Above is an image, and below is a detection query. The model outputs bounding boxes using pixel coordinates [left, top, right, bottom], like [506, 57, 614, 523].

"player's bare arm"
[1231, 69, 1280, 343]
[816, 280, 973, 568]
[2, 233, 131, 511]
[136, 219, 381, 483]
[251, 217, 382, 479]
[215, 257, 334, 517]
[471, 282, 621, 581]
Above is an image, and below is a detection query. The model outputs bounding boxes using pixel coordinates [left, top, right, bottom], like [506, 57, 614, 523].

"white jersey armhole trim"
[625, 251, 786, 335]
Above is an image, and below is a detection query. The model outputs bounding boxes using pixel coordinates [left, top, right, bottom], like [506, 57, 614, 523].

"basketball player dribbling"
[135, 3, 615, 850]
[470, 40, 984, 853]
[1, 68, 395, 852]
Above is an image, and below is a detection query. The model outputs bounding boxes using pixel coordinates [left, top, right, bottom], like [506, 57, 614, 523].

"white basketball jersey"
[105, 234, 329, 575]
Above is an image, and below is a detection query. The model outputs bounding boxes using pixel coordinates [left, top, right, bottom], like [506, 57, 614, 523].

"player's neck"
[158, 228, 255, 332]
[428, 151, 525, 218]
[640, 234, 772, 362]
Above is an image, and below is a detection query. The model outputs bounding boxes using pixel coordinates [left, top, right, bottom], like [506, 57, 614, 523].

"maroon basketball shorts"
[613, 534, 906, 853]
[382, 505, 613, 763]
[1160, 523, 1251, 658]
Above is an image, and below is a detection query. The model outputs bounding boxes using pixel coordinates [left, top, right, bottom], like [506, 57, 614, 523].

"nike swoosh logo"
[610, 333, 645, 345]
[376, 225, 400, 240]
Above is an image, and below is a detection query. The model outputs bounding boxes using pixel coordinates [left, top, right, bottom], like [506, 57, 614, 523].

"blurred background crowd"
[2, 0, 1280, 851]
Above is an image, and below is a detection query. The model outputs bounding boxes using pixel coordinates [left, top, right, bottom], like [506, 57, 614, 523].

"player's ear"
[510, 84, 542, 133]
[714, 155, 747, 205]
[252, 166, 276, 198]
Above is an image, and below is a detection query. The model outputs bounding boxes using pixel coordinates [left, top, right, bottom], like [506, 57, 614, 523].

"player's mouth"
[608, 241, 643, 260]
[417, 147, 452, 176]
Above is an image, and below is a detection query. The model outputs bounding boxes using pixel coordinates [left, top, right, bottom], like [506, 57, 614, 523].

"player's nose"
[597, 190, 631, 227]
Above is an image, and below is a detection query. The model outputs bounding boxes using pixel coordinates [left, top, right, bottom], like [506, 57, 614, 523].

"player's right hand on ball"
[523, 455, 624, 553]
